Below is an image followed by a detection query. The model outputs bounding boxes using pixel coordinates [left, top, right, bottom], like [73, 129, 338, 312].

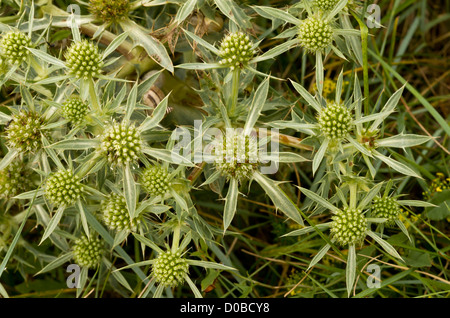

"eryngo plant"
[0, 0, 445, 299]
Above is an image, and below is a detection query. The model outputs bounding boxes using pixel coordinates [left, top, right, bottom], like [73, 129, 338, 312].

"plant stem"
[171, 224, 181, 253]
[230, 68, 240, 117]
[349, 182, 357, 209]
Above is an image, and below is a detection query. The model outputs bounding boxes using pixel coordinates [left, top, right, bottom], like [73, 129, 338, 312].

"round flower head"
[152, 250, 189, 287]
[297, 15, 333, 53]
[218, 32, 255, 70]
[62, 98, 89, 125]
[141, 166, 171, 197]
[89, 0, 131, 23]
[45, 170, 83, 206]
[371, 197, 401, 226]
[64, 40, 103, 80]
[213, 130, 259, 182]
[73, 235, 104, 269]
[314, 0, 339, 11]
[423, 173, 450, 200]
[5, 110, 48, 153]
[0, 31, 32, 65]
[330, 207, 367, 246]
[102, 194, 140, 231]
[0, 160, 34, 199]
[318, 103, 353, 140]
[99, 122, 142, 166]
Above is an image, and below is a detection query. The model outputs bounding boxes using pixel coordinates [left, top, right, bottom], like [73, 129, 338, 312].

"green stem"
[171, 225, 181, 253]
[230, 68, 240, 117]
[349, 182, 358, 209]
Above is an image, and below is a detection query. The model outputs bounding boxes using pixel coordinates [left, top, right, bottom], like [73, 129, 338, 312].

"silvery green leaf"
[185, 276, 202, 298]
[316, 51, 324, 96]
[251, 6, 301, 25]
[48, 139, 100, 150]
[251, 39, 298, 63]
[289, 79, 322, 113]
[112, 229, 130, 249]
[13, 188, 45, 200]
[170, 189, 188, 212]
[366, 218, 388, 223]
[183, 29, 220, 56]
[103, 258, 133, 292]
[334, 29, 361, 37]
[124, 164, 137, 219]
[370, 85, 405, 131]
[269, 121, 316, 135]
[40, 205, 66, 244]
[175, 0, 197, 24]
[282, 222, 332, 237]
[299, 186, 337, 211]
[77, 200, 90, 238]
[176, 62, 225, 70]
[133, 233, 164, 254]
[376, 134, 431, 148]
[244, 77, 270, 134]
[139, 93, 170, 132]
[122, 20, 173, 73]
[308, 244, 331, 270]
[223, 178, 239, 233]
[326, 0, 348, 21]
[142, 147, 195, 166]
[367, 230, 403, 260]
[397, 200, 437, 207]
[125, 82, 138, 123]
[347, 136, 373, 157]
[395, 219, 412, 242]
[35, 252, 73, 276]
[313, 139, 329, 175]
[215, 0, 252, 29]
[186, 260, 237, 271]
[253, 172, 304, 225]
[373, 151, 421, 178]
[102, 31, 129, 60]
[346, 243, 356, 297]
[0, 111, 12, 123]
[269, 152, 310, 163]
[0, 149, 19, 171]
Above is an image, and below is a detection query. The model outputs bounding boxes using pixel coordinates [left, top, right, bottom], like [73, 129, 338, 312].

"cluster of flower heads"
[371, 196, 402, 226]
[72, 235, 104, 269]
[45, 170, 83, 206]
[330, 208, 367, 246]
[62, 98, 89, 125]
[88, 0, 130, 23]
[318, 102, 353, 140]
[0, 31, 32, 65]
[99, 122, 142, 166]
[140, 166, 172, 197]
[5, 111, 48, 153]
[152, 250, 189, 287]
[218, 32, 255, 70]
[0, 159, 34, 199]
[213, 130, 259, 182]
[64, 40, 103, 80]
[297, 15, 333, 53]
[102, 194, 140, 231]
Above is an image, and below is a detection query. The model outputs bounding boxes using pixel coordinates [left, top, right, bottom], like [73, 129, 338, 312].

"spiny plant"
[0, 0, 448, 300]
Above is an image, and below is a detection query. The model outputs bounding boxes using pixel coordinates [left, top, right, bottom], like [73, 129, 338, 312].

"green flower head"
[45, 170, 83, 206]
[214, 130, 259, 182]
[102, 194, 141, 232]
[5, 111, 48, 154]
[65, 40, 103, 79]
[371, 197, 401, 226]
[330, 207, 367, 246]
[318, 102, 353, 140]
[0, 31, 32, 65]
[152, 250, 189, 287]
[140, 166, 172, 197]
[73, 235, 104, 269]
[297, 15, 333, 53]
[62, 98, 89, 125]
[0, 160, 34, 199]
[99, 122, 142, 166]
[218, 32, 255, 70]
